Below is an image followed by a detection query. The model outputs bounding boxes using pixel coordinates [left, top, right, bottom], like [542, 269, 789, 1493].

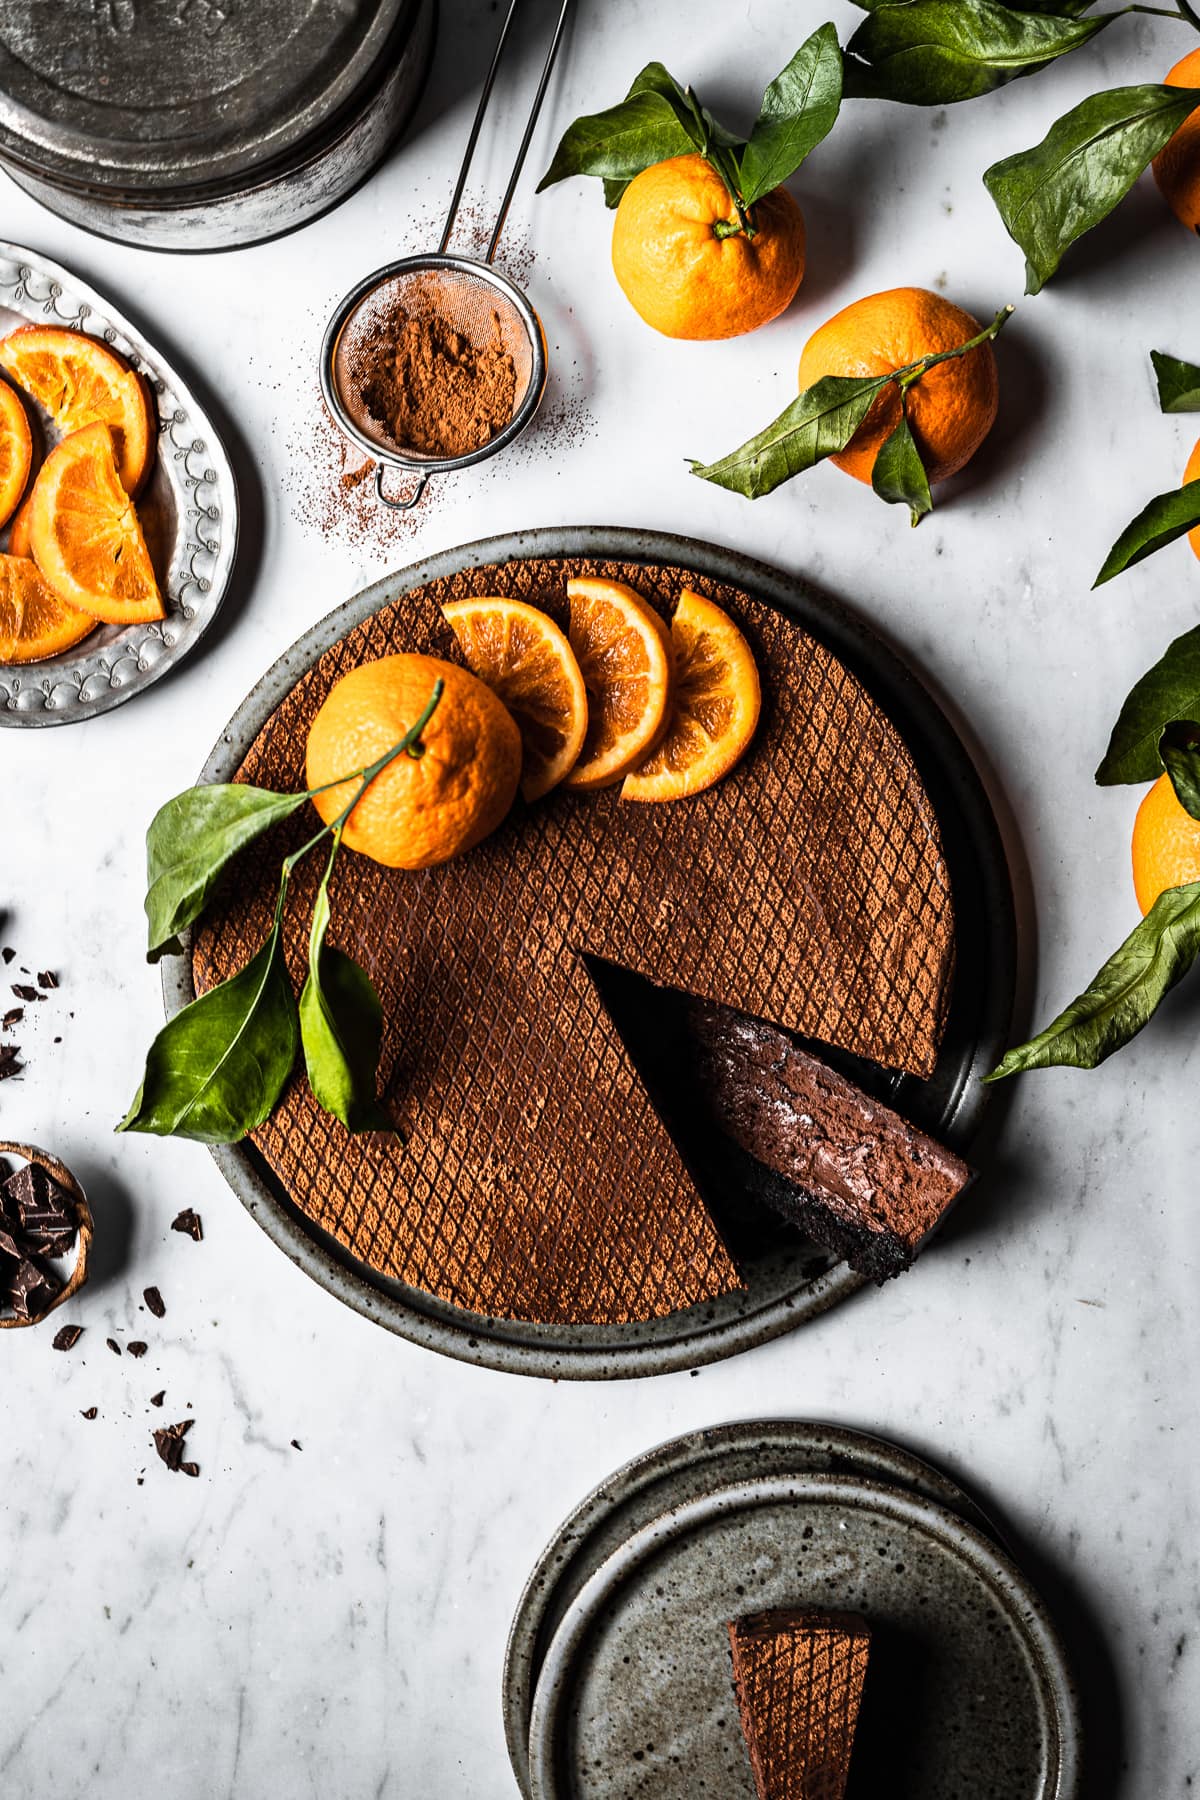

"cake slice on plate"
[728, 1609, 871, 1800]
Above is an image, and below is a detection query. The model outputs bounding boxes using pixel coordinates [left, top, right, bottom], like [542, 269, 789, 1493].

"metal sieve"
[320, 0, 571, 510]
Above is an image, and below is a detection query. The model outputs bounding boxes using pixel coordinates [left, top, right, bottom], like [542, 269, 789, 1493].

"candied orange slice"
[0, 324, 155, 493]
[442, 596, 588, 801]
[29, 422, 164, 625]
[0, 552, 95, 664]
[6, 491, 32, 557]
[622, 589, 760, 802]
[0, 379, 32, 528]
[564, 578, 673, 790]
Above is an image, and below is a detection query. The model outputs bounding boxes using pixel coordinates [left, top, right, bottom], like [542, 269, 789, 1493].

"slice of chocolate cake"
[728, 1609, 871, 1800]
[690, 1002, 972, 1283]
[193, 556, 955, 1325]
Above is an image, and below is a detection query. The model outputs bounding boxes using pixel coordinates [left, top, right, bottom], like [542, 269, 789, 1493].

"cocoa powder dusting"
[356, 305, 517, 458]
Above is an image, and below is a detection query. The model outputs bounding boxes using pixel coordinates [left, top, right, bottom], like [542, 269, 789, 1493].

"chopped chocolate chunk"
[291, 1439, 302, 1451]
[52, 1323, 84, 1351]
[4, 1160, 72, 1231]
[81, 1406, 97, 1420]
[127, 1341, 148, 1358]
[171, 1208, 203, 1241]
[180, 1461, 200, 1478]
[11, 984, 40, 1003]
[143, 1286, 165, 1318]
[150, 1390, 166, 1407]
[36, 971, 58, 990]
[106, 1337, 121, 1356]
[0, 1045, 22, 1081]
[1, 948, 13, 964]
[2, 1007, 22, 1028]
[9, 1256, 61, 1321]
[0, 1219, 19, 1260]
[153, 1418, 195, 1474]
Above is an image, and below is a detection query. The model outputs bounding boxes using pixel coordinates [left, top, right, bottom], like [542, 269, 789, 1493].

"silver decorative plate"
[526, 1467, 1081, 1800]
[0, 243, 238, 725]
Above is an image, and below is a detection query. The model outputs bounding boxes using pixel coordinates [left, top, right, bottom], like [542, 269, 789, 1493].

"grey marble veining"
[2, 2, 1199, 1795]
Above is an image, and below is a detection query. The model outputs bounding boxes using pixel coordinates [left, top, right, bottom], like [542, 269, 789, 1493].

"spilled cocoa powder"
[356, 304, 517, 458]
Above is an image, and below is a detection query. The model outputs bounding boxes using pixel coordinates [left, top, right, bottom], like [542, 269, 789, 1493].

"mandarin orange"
[1153, 48, 1200, 235]
[797, 287, 999, 486]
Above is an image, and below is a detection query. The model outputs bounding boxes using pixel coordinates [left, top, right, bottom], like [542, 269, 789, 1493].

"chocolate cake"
[688, 1003, 972, 1283]
[728, 1609, 871, 1800]
[193, 556, 955, 1325]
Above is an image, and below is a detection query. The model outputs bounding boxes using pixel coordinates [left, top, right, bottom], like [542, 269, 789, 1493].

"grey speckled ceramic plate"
[527, 1470, 1081, 1800]
[0, 243, 238, 725]
[164, 527, 1015, 1378]
[503, 1420, 1005, 1800]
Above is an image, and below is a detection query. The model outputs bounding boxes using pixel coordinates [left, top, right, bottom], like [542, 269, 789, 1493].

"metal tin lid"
[0, 0, 410, 195]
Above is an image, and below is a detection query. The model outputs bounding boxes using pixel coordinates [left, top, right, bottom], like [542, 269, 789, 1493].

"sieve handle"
[485, 0, 574, 265]
[438, 0, 522, 255]
[374, 466, 430, 511]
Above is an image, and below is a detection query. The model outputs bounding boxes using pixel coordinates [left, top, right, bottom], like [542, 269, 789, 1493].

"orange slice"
[29, 422, 164, 625]
[623, 589, 761, 802]
[0, 552, 95, 664]
[564, 578, 673, 791]
[442, 595, 588, 802]
[6, 491, 32, 557]
[0, 379, 32, 528]
[0, 324, 155, 494]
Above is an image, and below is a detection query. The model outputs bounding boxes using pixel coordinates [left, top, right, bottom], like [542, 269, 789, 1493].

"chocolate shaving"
[11, 985, 40, 1003]
[1, 947, 13, 964]
[171, 1208, 203, 1241]
[143, 1286, 165, 1318]
[106, 1337, 121, 1355]
[37, 971, 57, 990]
[52, 1323, 83, 1351]
[150, 1389, 165, 1406]
[2, 1007, 22, 1028]
[0, 1045, 22, 1081]
[127, 1341, 148, 1358]
[291, 1439, 302, 1451]
[81, 1406, 97, 1420]
[153, 1418, 197, 1475]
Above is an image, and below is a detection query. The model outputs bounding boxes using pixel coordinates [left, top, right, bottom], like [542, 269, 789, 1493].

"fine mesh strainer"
[320, 0, 572, 511]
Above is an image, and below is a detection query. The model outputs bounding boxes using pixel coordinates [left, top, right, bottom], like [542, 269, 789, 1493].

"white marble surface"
[3, 3, 1199, 1794]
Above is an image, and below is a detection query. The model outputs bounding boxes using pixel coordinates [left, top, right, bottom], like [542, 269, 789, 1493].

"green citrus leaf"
[145, 783, 308, 959]
[119, 917, 298, 1142]
[1097, 627, 1200, 786]
[1151, 348, 1200, 414]
[1093, 479, 1200, 587]
[870, 405, 933, 525]
[985, 880, 1200, 1078]
[537, 63, 698, 192]
[984, 83, 1200, 294]
[689, 373, 890, 500]
[739, 25, 843, 210]
[1159, 723, 1200, 823]
[299, 841, 392, 1135]
[844, 0, 1108, 106]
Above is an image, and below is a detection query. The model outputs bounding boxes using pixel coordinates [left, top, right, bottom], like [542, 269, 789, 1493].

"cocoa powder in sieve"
[356, 303, 517, 458]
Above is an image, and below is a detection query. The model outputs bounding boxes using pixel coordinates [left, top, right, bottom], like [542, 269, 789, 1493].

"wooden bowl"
[0, 1140, 92, 1329]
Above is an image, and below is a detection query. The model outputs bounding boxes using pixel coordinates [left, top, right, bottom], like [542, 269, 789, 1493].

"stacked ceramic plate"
[504, 1421, 1082, 1800]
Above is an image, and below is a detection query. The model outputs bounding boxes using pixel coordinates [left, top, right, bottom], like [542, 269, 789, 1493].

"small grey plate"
[0, 243, 239, 725]
[503, 1420, 1004, 1800]
[527, 1472, 1081, 1800]
[165, 527, 1015, 1378]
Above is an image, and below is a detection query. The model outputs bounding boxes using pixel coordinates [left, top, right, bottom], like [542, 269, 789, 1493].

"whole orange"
[1187, 434, 1200, 563]
[611, 154, 805, 341]
[306, 653, 522, 870]
[1131, 771, 1200, 915]
[1152, 47, 1200, 234]
[797, 288, 999, 485]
